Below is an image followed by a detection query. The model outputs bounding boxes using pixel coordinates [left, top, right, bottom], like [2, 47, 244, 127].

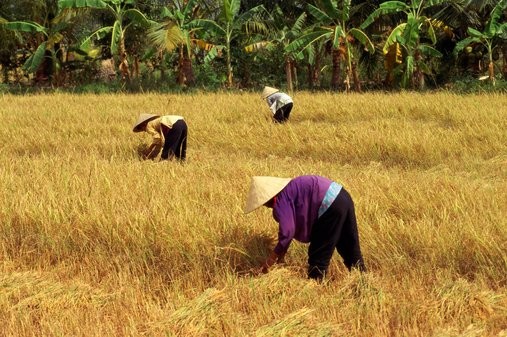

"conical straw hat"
[261, 86, 279, 99]
[244, 176, 291, 213]
[133, 113, 160, 132]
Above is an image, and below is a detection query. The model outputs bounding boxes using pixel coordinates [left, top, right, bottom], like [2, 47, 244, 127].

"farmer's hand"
[277, 252, 286, 264]
[260, 251, 280, 274]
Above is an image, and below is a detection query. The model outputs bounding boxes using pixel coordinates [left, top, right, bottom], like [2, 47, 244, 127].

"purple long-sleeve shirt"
[272, 175, 333, 255]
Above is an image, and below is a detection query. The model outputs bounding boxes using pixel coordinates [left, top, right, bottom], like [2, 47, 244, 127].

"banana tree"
[453, 0, 507, 86]
[287, 0, 374, 92]
[243, 5, 306, 93]
[59, 0, 152, 81]
[0, 8, 93, 83]
[361, 0, 446, 89]
[148, 0, 211, 86]
[194, 0, 269, 88]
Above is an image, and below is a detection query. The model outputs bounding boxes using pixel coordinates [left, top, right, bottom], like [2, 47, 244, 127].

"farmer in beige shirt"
[133, 114, 187, 161]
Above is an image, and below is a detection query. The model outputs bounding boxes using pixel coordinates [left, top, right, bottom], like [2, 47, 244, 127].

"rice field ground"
[0, 91, 506, 336]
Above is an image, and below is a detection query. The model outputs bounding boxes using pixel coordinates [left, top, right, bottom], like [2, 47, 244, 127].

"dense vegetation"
[1, 0, 506, 92]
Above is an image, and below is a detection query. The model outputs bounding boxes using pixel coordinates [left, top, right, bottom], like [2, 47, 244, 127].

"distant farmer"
[261, 86, 293, 123]
[133, 114, 187, 161]
[245, 175, 366, 280]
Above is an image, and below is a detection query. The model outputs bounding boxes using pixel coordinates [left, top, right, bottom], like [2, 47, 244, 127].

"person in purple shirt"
[245, 175, 366, 280]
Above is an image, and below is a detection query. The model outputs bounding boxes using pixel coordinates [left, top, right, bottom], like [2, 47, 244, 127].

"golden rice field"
[0, 91, 506, 336]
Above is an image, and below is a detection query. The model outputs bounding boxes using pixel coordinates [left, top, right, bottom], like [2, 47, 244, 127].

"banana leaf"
[3, 21, 46, 34]
[307, 3, 335, 22]
[58, 0, 107, 9]
[23, 42, 48, 73]
[485, 0, 507, 36]
[361, 1, 409, 29]
[349, 28, 374, 53]
[110, 21, 121, 55]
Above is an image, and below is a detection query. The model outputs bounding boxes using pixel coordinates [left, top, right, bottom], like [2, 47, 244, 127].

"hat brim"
[133, 115, 159, 132]
[244, 176, 291, 213]
[261, 87, 279, 99]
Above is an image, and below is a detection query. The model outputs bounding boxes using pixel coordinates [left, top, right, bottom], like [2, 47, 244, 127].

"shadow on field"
[217, 231, 275, 277]
[135, 143, 148, 159]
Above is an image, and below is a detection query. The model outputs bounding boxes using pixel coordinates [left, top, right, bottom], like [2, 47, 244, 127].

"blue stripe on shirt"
[318, 182, 342, 218]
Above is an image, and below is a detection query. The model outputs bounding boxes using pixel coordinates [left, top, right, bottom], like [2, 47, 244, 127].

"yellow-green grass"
[0, 91, 506, 336]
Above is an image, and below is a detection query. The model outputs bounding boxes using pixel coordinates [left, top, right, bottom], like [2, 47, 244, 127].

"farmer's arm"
[261, 198, 295, 273]
[144, 122, 163, 159]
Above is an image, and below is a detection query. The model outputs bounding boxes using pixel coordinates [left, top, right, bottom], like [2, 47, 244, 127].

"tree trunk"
[307, 64, 313, 88]
[182, 49, 194, 86]
[118, 38, 130, 82]
[344, 70, 351, 92]
[2, 66, 8, 84]
[285, 56, 293, 94]
[133, 55, 140, 79]
[292, 62, 298, 90]
[239, 56, 250, 88]
[177, 47, 185, 85]
[226, 39, 233, 88]
[312, 50, 321, 88]
[503, 43, 507, 80]
[35, 49, 52, 84]
[331, 49, 341, 90]
[488, 59, 495, 86]
[352, 61, 362, 92]
[414, 69, 425, 90]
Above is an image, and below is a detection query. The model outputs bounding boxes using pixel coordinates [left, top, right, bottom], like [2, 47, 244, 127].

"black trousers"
[273, 102, 293, 123]
[307, 188, 366, 279]
[161, 119, 187, 161]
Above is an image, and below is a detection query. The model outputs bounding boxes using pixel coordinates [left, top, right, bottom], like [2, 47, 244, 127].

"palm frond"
[148, 21, 184, 52]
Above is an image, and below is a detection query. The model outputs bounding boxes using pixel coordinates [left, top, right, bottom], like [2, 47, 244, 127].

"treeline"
[0, 0, 506, 92]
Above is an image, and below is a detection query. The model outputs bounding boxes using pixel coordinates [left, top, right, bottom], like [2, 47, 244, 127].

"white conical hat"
[133, 113, 160, 132]
[244, 176, 291, 213]
[261, 86, 279, 99]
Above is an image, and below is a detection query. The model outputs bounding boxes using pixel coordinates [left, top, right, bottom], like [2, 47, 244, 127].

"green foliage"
[0, 0, 505, 90]
[193, 1, 270, 87]
[452, 0, 507, 86]
[58, 0, 107, 9]
[451, 76, 507, 93]
[362, 0, 446, 89]
[23, 42, 48, 73]
[2, 21, 46, 33]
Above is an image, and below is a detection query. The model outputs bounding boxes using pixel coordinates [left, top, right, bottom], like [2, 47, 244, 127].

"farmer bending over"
[245, 175, 366, 280]
[133, 114, 187, 161]
[261, 86, 293, 123]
